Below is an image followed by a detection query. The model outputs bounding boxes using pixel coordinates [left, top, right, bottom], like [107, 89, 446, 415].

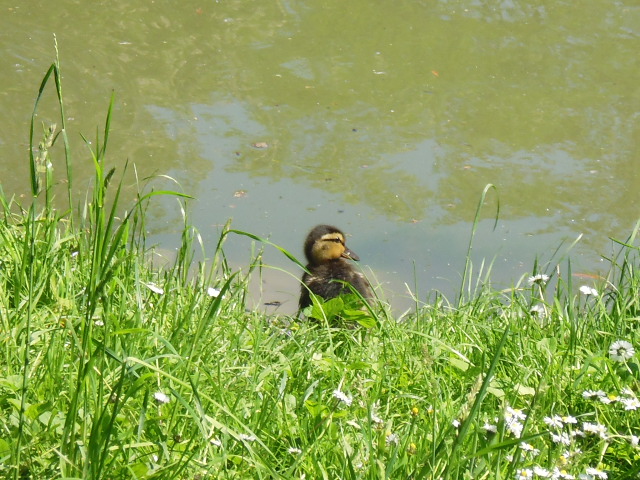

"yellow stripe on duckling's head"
[304, 225, 360, 265]
[299, 224, 373, 310]
[311, 232, 345, 263]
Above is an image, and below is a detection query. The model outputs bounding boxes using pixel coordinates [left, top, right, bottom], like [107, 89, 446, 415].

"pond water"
[2, 1, 639, 313]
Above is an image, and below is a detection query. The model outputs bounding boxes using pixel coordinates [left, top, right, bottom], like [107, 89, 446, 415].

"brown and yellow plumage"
[298, 224, 373, 310]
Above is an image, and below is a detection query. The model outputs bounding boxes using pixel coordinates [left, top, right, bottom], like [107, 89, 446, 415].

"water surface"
[1, 1, 639, 312]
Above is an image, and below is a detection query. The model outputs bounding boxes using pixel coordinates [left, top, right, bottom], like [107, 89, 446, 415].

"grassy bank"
[1, 62, 639, 480]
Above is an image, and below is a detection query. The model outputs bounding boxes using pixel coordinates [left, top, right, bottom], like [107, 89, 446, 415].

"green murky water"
[2, 1, 639, 312]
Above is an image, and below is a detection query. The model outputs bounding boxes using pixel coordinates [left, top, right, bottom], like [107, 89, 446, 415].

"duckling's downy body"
[298, 225, 373, 310]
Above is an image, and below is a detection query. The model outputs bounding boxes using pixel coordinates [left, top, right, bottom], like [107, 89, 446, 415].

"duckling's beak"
[341, 248, 360, 261]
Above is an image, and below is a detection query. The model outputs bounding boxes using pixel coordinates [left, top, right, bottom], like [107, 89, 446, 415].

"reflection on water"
[1, 1, 638, 313]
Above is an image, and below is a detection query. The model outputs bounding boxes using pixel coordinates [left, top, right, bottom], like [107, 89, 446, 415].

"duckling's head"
[303, 224, 360, 266]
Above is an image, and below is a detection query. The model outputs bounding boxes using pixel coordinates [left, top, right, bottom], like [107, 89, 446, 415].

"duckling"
[298, 224, 374, 310]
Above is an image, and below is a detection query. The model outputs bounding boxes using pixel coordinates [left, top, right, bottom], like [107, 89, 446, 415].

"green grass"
[1, 58, 639, 480]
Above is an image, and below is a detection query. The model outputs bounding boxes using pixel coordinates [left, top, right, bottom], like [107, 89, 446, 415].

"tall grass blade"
[459, 184, 499, 306]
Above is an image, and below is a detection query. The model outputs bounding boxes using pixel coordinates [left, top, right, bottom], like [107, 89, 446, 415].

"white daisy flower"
[621, 397, 640, 410]
[506, 406, 527, 422]
[582, 389, 606, 399]
[579, 285, 598, 296]
[207, 287, 221, 297]
[520, 442, 539, 455]
[608, 340, 635, 362]
[582, 422, 607, 439]
[483, 421, 498, 433]
[508, 420, 524, 438]
[553, 468, 575, 479]
[239, 433, 256, 442]
[533, 466, 551, 477]
[154, 391, 170, 404]
[530, 304, 547, 316]
[528, 274, 549, 286]
[544, 415, 564, 428]
[599, 394, 617, 404]
[385, 432, 399, 445]
[332, 389, 353, 406]
[550, 432, 571, 445]
[145, 282, 165, 295]
[516, 468, 533, 479]
[288, 447, 302, 455]
[584, 467, 607, 479]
